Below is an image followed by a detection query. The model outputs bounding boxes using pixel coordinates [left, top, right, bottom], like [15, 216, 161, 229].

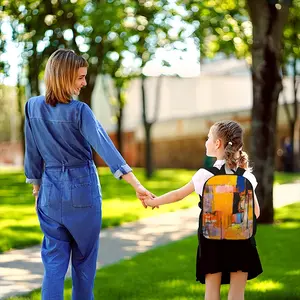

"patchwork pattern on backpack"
[201, 169, 255, 240]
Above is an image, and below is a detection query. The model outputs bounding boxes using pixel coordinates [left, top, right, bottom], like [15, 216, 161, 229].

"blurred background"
[0, 2, 300, 299]
[0, 0, 299, 221]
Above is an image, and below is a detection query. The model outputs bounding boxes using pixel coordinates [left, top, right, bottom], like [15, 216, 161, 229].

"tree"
[3, 0, 138, 107]
[248, 0, 291, 223]
[102, 58, 134, 155]
[281, 0, 300, 171]
[3, 0, 85, 96]
[181, 1, 251, 61]
[180, 0, 293, 223]
[3, 0, 182, 171]
[127, 0, 178, 178]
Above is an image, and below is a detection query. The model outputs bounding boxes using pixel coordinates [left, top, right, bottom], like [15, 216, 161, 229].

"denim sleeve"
[24, 101, 44, 185]
[79, 103, 132, 179]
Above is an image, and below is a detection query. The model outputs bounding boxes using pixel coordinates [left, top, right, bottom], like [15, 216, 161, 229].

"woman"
[24, 49, 152, 299]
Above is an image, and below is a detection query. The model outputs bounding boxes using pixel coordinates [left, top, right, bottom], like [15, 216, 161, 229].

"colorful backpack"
[200, 165, 256, 240]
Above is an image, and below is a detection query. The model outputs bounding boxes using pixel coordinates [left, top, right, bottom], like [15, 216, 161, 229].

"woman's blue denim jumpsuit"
[24, 96, 132, 300]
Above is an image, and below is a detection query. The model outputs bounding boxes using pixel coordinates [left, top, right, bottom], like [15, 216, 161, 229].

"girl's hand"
[144, 196, 158, 208]
[144, 196, 153, 207]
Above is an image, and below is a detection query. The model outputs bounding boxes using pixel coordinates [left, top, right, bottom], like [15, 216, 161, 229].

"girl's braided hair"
[212, 120, 249, 170]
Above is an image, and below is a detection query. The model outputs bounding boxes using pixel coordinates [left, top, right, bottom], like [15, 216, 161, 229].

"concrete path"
[1, 183, 299, 299]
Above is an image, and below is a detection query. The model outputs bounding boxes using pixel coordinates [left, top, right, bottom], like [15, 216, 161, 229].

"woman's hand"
[35, 195, 38, 211]
[135, 185, 158, 209]
[32, 185, 39, 212]
[121, 172, 159, 209]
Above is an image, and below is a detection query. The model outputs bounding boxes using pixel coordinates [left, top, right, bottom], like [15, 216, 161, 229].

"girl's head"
[44, 49, 88, 106]
[206, 120, 249, 169]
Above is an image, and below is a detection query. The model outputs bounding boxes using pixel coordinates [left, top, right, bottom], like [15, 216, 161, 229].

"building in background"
[1, 58, 297, 170]
[92, 58, 297, 170]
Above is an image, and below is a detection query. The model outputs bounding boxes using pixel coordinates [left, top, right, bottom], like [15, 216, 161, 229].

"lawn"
[1, 168, 300, 254]
[0, 167, 198, 253]
[7, 203, 300, 300]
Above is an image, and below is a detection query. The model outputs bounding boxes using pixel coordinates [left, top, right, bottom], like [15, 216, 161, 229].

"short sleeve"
[243, 171, 258, 190]
[192, 168, 214, 196]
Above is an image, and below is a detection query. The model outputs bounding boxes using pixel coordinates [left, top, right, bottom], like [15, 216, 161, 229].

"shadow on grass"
[65, 222, 300, 300]
[0, 225, 42, 253]
[8, 225, 41, 233]
[102, 214, 140, 228]
[65, 204, 300, 299]
[6, 204, 300, 300]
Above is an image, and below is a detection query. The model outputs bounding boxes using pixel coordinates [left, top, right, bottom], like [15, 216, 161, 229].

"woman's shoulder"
[27, 95, 44, 105]
[26, 96, 45, 113]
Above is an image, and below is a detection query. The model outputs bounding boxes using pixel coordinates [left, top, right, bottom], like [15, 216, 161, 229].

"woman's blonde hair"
[44, 49, 88, 106]
[212, 120, 250, 170]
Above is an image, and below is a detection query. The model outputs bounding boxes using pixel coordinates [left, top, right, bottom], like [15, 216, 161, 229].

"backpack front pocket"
[71, 181, 93, 208]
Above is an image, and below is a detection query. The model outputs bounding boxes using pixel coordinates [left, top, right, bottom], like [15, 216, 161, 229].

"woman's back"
[25, 96, 92, 167]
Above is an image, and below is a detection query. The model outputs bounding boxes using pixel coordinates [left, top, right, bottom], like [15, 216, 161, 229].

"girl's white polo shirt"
[192, 159, 258, 196]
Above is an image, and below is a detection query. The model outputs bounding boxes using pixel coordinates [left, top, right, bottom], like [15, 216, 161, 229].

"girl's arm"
[254, 192, 260, 219]
[145, 181, 195, 207]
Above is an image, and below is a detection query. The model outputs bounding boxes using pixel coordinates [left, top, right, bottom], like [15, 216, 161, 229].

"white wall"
[91, 74, 297, 138]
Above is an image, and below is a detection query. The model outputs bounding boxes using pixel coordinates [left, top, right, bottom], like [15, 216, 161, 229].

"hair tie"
[228, 142, 233, 146]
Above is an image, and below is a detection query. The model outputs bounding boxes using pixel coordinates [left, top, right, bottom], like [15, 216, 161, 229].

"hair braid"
[212, 120, 249, 170]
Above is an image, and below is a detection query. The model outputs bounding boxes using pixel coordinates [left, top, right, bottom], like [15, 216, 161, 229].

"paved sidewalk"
[0, 183, 299, 299]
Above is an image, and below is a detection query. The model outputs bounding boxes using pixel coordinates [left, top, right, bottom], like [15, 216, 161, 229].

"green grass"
[1, 168, 300, 254]
[7, 203, 300, 300]
[273, 172, 300, 185]
[0, 167, 198, 253]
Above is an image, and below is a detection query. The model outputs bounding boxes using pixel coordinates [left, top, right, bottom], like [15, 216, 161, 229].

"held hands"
[135, 185, 159, 209]
[143, 194, 156, 207]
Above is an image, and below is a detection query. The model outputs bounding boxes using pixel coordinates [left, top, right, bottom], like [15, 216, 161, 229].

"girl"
[145, 120, 262, 300]
[24, 49, 153, 300]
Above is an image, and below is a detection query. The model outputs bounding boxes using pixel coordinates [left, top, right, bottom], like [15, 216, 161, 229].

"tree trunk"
[248, 1, 290, 223]
[141, 75, 153, 178]
[292, 58, 299, 171]
[17, 81, 25, 165]
[116, 86, 124, 155]
[145, 122, 153, 179]
[27, 52, 40, 96]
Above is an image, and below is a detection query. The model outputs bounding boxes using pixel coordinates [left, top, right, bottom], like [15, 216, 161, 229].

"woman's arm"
[254, 192, 260, 219]
[79, 103, 132, 180]
[145, 181, 195, 207]
[24, 101, 44, 185]
[122, 172, 154, 208]
[79, 104, 155, 207]
[121, 172, 142, 191]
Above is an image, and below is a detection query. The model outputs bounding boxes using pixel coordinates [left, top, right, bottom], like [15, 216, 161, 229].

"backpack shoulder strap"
[203, 164, 227, 175]
[219, 164, 226, 174]
[203, 167, 221, 175]
[235, 167, 246, 176]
